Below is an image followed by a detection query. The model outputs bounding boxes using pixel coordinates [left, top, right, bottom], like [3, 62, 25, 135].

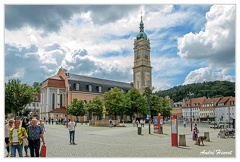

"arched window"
[60, 94, 63, 107]
[52, 93, 55, 109]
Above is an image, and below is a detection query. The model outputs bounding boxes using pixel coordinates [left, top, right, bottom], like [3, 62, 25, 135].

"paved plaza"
[5, 122, 235, 158]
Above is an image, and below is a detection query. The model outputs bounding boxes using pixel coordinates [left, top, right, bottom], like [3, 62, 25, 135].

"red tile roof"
[41, 75, 65, 89]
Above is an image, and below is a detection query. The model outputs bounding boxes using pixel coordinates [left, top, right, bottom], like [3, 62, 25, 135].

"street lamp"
[188, 92, 194, 131]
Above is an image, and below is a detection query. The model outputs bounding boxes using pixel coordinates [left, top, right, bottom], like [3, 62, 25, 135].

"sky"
[3, 2, 236, 92]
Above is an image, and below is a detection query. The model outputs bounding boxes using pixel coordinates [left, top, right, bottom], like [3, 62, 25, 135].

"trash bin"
[138, 125, 142, 135]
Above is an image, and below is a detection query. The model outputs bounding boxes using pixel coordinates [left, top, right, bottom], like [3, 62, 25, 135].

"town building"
[40, 15, 152, 121]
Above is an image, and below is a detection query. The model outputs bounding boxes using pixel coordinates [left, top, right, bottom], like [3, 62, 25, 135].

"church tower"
[133, 15, 152, 93]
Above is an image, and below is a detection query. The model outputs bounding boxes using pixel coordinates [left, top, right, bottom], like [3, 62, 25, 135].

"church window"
[52, 93, 55, 109]
[75, 83, 79, 90]
[88, 85, 92, 92]
[144, 50, 148, 59]
[98, 86, 102, 93]
[137, 49, 140, 59]
[60, 94, 63, 107]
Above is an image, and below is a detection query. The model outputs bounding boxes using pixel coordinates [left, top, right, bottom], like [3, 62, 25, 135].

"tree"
[32, 82, 42, 93]
[124, 88, 147, 119]
[85, 96, 103, 120]
[5, 79, 35, 118]
[67, 98, 86, 118]
[159, 97, 172, 118]
[103, 87, 124, 119]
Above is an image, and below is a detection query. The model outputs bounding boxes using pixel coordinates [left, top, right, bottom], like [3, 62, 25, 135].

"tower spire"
[140, 10, 144, 32]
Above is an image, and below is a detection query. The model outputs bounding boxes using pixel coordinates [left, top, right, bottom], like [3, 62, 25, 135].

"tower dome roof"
[136, 16, 147, 40]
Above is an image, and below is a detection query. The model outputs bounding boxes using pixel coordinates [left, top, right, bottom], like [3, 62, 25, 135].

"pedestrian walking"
[21, 117, 30, 157]
[183, 120, 186, 128]
[109, 118, 112, 128]
[8, 119, 28, 157]
[68, 118, 76, 145]
[192, 123, 199, 144]
[27, 118, 45, 157]
[5, 119, 14, 157]
[51, 117, 54, 124]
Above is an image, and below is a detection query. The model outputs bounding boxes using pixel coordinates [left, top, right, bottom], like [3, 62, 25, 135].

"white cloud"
[183, 67, 234, 85]
[177, 5, 235, 68]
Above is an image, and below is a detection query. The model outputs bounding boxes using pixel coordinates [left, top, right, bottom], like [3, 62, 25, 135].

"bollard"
[179, 134, 186, 146]
[138, 125, 142, 135]
[204, 132, 210, 142]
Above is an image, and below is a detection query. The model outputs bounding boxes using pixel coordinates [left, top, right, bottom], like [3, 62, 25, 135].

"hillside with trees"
[155, 81, 235, 102]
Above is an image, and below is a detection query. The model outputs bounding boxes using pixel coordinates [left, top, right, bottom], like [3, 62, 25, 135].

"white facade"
[215, 106, 235, 122]
[40, 86, 65, 119]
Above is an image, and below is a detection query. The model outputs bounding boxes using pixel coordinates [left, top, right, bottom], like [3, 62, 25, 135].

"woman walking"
[22, 117, 30, 157]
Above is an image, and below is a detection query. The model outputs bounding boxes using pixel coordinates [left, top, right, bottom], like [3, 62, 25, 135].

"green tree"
[149, 94, 161, 116]
[103, 87, 124, 119]
[67, 98, 86, 118]
[124, 87, 147, 119]
[85, 96, 103, 120]
[5, 79, 35, 118]
[159, 97, 172, 118]
[32, 82, 42, 93]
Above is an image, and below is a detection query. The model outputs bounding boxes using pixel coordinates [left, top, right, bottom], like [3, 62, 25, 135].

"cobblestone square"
[5, 122, 235, 158]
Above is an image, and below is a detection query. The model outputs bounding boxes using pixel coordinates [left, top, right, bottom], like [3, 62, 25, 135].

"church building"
[40, 15, 152, 122]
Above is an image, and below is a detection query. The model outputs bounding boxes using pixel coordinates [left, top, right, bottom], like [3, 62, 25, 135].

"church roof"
[41, 75, 65, 89]
[68, 73, 132, 89]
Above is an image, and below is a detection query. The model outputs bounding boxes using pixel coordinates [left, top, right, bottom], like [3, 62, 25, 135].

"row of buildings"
[171, 96, 235, 123]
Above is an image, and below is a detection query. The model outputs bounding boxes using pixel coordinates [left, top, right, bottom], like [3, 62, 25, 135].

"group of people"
[4, 117, 46, 157]
[44, 117, 66, 125]
[132, 119, 145, 127]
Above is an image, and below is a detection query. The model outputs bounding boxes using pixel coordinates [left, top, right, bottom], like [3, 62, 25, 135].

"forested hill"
[155, 81, 235, 102]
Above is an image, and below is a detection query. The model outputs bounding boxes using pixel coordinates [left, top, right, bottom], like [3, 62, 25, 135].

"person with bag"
[8, 119, 28, 157]
[21, 117, 30, 157]
[27, 118, 45, 157]
[192, 123, 199, 144]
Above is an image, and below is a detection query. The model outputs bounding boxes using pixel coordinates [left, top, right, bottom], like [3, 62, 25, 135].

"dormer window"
[97, 86, 102, 93]
[88, 85, 92, 92]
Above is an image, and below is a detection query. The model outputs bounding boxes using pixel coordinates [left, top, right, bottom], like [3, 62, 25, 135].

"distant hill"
[155, 81, 235, 102]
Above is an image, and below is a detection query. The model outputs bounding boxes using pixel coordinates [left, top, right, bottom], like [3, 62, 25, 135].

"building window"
[88, 85, 92, 92]
[98, 86, 102, 93]
[75, 83, 79, 90]
[137, 49, 140, 59]
[52, 93, 55, 109]
[144, 50, 148, 59]
[60, 94, 63, 107]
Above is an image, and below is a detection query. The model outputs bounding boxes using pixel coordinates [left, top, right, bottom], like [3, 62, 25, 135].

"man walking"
[68, 118, 76, 145]
[27, 118, 45, 157]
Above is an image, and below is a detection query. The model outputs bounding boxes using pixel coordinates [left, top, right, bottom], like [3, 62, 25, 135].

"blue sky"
[3, 3, 236, 91]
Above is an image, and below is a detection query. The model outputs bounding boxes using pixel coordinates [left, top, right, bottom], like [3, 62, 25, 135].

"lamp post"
[188, 92, 194, 131]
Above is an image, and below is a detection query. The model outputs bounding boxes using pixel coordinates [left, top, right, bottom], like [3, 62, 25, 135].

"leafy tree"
[5, 79, 35, 118]
[85, 96, 103, 120]
[67, 98, 86, 117]
[149, 94, 161, 116]
[124, 87, 147, 119]
[159, 97, 172, 118]
[103, 87, 124, 119]
[32, 82, 42, 93]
